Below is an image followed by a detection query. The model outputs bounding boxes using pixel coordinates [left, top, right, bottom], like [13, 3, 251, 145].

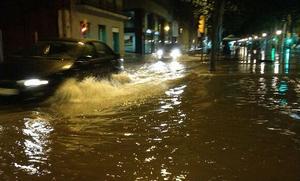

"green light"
[271, 48, 276, 61]
[278, 81, 288, 95]
[285, 49, 290, 74]
[286, 38, 292, 44]
[285, 49, 290, 62]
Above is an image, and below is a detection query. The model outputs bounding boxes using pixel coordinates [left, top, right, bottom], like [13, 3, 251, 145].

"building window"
[112, 28, 120, 53]
[125, 33, 136, 53]
[98, 25, 106, 43]
[125, 11, 135, 28]
[80, 21, 90, 39]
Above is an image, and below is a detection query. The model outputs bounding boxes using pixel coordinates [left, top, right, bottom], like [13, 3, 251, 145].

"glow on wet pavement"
[0, 56, 300, 180]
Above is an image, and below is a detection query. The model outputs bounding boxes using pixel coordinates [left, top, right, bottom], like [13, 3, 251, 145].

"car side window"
[92, 42, 114, 57]
[78, 44, 97, 61]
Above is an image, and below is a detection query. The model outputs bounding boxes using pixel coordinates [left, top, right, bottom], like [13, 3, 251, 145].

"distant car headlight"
[170, 48, 181, 58]
[17, 79, 49, 87]
[156, 49, 164, 57]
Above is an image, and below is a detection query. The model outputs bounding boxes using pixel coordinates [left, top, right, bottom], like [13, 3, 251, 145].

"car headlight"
[156, 49, 163, 57]
[17, 79, 49, 87]
[170, 48, 181, 58]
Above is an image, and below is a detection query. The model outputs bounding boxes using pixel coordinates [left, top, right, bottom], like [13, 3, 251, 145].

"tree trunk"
[210, 0, 225, 71]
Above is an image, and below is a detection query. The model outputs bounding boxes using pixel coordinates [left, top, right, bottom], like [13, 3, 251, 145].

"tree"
[209, 0, 225, 71]
[192, 0, 214, 17]
[193, 0, 226, 71]
[193, 0, 300, 71]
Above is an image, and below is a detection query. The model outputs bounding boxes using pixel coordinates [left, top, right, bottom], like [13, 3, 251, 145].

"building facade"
[124, 0, 177, 54]
[123, 0, 197, 54]
[0, 0, 60, 55]
[69, 0, 127, 55]
[0, 0, 127, 56]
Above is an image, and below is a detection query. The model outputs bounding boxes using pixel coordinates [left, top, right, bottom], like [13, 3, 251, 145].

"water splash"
[46, 74, 166, 117]
[43, 61, 186, 117]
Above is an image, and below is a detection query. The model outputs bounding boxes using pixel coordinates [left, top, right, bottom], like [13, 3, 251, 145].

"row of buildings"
[0, 0, 197, 57]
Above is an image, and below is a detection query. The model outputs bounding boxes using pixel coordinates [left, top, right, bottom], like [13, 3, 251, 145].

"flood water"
[1, 53, 300, 180]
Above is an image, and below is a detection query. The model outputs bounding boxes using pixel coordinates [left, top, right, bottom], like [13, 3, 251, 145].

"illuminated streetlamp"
[276, 30, 282, 35]
[262, 33, 267, 37]
[146, 29, 152, 34]
[164, 25, 170, 32]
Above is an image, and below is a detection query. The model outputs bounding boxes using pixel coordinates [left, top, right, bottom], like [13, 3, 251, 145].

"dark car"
[0, 38, 123, 100]
[154, 43, 182, 60]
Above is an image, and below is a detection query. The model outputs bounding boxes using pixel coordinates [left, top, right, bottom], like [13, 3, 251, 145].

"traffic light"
[198, 15, 205, 34]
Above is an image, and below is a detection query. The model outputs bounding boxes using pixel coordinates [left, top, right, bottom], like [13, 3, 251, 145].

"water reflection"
[130, 84, 188, 180]
[132, 60, 185, 84]
[260, 62, 265, 74]
[284, 49, 290, 74]
[14, 115, 53, 176]
[274, 61, 280, 74]
[237, 48, 295, 75]
[1, 53, 300, 179]
[158, 85, 186, 113]
[261, 50, 265, 60]
[236, 74, 300, 121]
[278, 81, 288, 95]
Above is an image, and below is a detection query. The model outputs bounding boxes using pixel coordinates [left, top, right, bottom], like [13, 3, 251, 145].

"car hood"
[0, 56, 74, 80]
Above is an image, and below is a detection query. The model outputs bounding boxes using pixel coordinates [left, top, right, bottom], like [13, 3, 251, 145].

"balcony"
[77, 0, 123, 13]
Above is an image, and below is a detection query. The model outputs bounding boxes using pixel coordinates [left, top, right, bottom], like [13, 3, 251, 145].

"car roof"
[39, 38, 103, 44]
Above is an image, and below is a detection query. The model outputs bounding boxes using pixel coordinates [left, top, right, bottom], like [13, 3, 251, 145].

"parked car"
[154, 43, 182, 60]
[0, 38, 124, 100]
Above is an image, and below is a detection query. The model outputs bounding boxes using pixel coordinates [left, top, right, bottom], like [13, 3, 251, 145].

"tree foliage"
[193, 0, 300, 36]
[192, 0, 214, 17]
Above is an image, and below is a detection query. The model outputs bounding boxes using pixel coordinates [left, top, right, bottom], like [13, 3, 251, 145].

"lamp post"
[261, 33, 267, 60]
[164, 25, 170, 44]
[275, 30, 282, 59]
[164, 25, 170, 32]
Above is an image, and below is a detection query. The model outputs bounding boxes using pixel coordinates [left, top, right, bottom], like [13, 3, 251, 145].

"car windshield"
[12, 41, 83, 58]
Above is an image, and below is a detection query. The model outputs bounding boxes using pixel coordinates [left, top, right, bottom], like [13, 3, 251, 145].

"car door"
[73, 43, 99, 77]
[91, 41, 117, 73]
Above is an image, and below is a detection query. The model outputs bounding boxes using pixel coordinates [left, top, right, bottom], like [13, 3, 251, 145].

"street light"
[254, 36, 258, 39]
[262, 33, 267, 37]
[164, 25, 170, 32]
[146, 29, 152, 34]
[276, 30, 282, 35]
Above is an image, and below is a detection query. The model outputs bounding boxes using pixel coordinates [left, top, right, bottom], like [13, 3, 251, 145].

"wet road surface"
[1, 53, 300, 180]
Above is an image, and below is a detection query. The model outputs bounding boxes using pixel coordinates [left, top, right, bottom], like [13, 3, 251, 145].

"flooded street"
[1, 54, 300, 180]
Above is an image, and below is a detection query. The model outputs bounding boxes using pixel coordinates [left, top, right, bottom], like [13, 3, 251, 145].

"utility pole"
[210, 0, 225, 71]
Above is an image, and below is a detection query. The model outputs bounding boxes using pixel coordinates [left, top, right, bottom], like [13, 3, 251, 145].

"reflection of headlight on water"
[169, 61, 184, 73]
[149, 61, 168, 72]
[18, 79, 49, 87]
[149, 60, 184, 73]
[156, 49, 163, 57]
[170, 49, 181, 58]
